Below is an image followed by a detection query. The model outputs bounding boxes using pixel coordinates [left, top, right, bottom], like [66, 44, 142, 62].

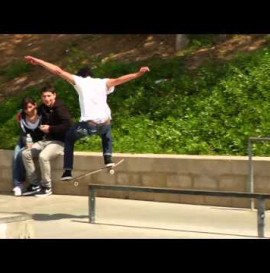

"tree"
[175, 34, 189, 51]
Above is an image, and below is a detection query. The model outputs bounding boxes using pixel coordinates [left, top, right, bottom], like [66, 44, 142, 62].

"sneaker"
[22, 184, 41, 196]
[12, 186, 22, 197]
[61, 170, 73, 181]
[35, 186, 52, 197]
[104, 155, 115, 167]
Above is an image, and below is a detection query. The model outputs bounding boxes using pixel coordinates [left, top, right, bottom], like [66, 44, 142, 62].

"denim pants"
[64, 121, 113, 170]
[13, 142, 26, 187]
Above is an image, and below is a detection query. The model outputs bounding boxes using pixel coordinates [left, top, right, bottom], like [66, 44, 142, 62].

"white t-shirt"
[73, 75, 115, 123]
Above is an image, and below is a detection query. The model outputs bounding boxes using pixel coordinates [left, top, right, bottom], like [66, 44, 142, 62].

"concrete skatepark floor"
[0, 194, 269, 239]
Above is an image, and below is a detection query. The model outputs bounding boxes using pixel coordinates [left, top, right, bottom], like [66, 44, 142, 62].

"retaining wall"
[1, 149, 270, 208]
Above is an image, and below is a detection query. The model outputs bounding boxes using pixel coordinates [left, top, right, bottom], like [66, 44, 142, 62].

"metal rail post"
[257, 197, 265, 238]
[89, 187, 96, 223]
[248, 139, 254, 210]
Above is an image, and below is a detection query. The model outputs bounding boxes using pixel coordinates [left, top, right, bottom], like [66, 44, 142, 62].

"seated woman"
[12, 97, 44, 196]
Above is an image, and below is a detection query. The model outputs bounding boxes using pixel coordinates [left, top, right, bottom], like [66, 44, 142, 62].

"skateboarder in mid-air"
[25, 56, 150, 180]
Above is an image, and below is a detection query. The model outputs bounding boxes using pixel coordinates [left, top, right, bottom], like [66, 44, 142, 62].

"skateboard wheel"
[74, 181, 79, 187]
[109, 169, 115, 175]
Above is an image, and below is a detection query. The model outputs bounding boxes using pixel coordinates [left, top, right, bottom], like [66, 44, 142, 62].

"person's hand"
[39, 125, 50, 134]
[16, 111, 22, 122]
[139, 67, 150, 75]
[25, 56, 40, 65]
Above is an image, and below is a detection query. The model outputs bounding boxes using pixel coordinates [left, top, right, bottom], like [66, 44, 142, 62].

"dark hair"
[21, 97, 37, 110]
[76, 67, 92, 78]
[41, 83, 56, 94]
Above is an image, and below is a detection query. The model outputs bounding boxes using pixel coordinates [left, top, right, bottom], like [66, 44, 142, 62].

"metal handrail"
[88, 184, 270, 238]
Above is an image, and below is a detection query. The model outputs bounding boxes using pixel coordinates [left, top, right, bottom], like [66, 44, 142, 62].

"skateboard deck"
[71, 159, 125, 187]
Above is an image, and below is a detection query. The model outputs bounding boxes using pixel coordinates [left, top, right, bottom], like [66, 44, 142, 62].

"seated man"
[22, 84, 73, 197]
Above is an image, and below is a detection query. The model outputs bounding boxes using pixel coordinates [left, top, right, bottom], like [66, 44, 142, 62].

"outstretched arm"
[25, 56, 75, 85]
[106, 67, 150, 89]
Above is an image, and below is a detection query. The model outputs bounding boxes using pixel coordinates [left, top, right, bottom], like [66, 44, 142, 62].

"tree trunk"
[175, 34, 189, 51]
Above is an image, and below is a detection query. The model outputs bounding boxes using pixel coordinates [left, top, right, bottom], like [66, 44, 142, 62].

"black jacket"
[38, 99, 73, 142]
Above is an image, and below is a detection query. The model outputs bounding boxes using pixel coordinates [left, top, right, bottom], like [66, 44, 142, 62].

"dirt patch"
[0, 34, 176, 101]
[184, 34, 267, 70]
[0, 34, 269, 102]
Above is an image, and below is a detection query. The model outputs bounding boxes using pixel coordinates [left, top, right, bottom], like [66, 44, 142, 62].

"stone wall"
[1, 149, 270, 208]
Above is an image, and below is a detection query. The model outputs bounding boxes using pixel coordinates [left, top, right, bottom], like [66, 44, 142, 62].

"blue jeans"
[64, 121, 113, 170]
[13, 142, 26, 187]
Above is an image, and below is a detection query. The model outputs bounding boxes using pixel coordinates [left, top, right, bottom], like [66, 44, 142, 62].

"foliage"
[2, 41, 270, 156]
[0, 60, 33, 79]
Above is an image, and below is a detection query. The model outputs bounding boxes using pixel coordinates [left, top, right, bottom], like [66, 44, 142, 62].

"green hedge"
[2, 42, 270, 156]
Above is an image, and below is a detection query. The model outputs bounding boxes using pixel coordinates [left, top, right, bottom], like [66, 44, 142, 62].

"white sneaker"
[106, 163, 115, 167]
[12, 186, 22, 197]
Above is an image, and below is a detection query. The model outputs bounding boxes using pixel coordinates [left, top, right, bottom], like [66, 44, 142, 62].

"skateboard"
[71, 159, 125, 187]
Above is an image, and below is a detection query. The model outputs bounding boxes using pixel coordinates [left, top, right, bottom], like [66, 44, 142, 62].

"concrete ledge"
[0, 212, 34, 238]
[1, 149, 270, 209]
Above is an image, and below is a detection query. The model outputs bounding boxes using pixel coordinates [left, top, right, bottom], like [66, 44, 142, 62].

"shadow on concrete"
[210, 207, 254, 212]
[0, 211, 88, 221]
[210, 207, 270, 213]
[32, 213, 88, 221]
[71, 220, 259, 238]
